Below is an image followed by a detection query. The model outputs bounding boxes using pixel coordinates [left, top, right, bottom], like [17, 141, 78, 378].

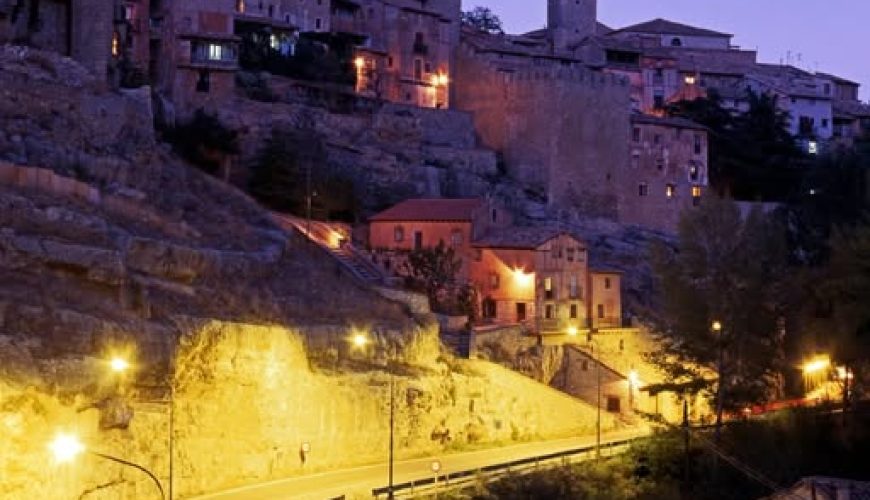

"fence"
[372, 437, 637, 499]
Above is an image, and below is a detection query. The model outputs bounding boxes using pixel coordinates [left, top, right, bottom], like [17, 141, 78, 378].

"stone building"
[620, 114, 709, 232]
[0, 0, 113, 80]
[347, 0, 461, 109]
[150, 0, 240, 111]
[455, 28, 631, 220]
[367, 198, 624, 336]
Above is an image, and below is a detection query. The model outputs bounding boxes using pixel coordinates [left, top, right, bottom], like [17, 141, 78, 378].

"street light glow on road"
[110, 356, 130, 373]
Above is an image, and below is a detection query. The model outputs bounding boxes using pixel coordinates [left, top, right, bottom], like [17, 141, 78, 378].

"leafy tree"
[667, 89, 806, 201]
[248, 129, 359, 221]
[166, 109, 239, 175]
[461, 6, 504, 35]
[649, 198, 791, 427]
[403, 241, 462, 310]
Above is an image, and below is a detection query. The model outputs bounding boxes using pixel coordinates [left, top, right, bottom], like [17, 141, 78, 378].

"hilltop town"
[1, 1, 869, 499]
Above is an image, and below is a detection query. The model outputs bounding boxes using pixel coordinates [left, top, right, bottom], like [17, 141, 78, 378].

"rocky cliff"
[0, 49, 618, 499]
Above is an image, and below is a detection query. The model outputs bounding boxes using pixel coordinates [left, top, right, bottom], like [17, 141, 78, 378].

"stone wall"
[454, 44, 632, 220]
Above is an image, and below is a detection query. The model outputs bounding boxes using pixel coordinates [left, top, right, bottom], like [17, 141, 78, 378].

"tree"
[248, 129, 359, 221]
[461, 6, 504, 35]
[667, 89, 806, 201]
[649, 198, 791, 429]
[403, 241, 462, 310]
[166, 109, 239, 176]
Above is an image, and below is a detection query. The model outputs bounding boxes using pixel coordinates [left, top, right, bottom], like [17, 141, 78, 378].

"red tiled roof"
[369, 199, 484, 222]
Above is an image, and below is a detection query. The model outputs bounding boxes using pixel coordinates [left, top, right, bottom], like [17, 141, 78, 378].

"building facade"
[368, 199, 624, 336]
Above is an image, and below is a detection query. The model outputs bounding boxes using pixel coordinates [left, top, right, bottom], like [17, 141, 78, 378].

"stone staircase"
[272, 213, 387, 286]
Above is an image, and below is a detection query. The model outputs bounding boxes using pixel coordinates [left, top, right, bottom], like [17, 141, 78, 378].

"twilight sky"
[461, 0, 869, 100]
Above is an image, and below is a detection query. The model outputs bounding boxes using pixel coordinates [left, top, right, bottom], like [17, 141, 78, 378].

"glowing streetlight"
[354, 56, 365, 70]
[712, 321, 722, 333]
[512, 268, 533, 288]
[352, 332, 369, 348]
[803, 355, 831, 375]
[48, 432, 166, 499]
[628, 370, 640, 387]
[49, 432, 85, 464]
[110, 356, 130, 373]
[566, 326, 579, 337]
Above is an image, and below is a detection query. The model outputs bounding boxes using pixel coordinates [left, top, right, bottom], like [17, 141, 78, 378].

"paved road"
[191, 428, 647, 500]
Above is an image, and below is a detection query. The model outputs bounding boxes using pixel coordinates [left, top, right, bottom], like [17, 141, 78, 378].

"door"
[516, 303, 527, 322]
[414, 231, 423, 250]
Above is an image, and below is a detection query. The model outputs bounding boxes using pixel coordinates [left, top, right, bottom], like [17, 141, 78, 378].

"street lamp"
[566, 326, 579, 337]
[628, 370, 640, 410]
[712, 320, 725, 442]
[110, 357, 130, 373]
[49, 432, 166, 500]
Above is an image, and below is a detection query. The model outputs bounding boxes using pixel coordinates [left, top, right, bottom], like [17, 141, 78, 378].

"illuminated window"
[671, 37, 683, 47]
[544, 277, 554, 300]
[208, 44, 225, 61]
[489, 273, 500, 290]
[684, 75, 696, 85]
[569, 275, 580, 298]
[236, 0, 245, 13]
[808, 141, 819, 155]
[545, 304, 554, 319]
[666, 184, 676, 198]
[393, 226, 404, 242]
[689, 164, 699, 181]
[111, 31, 120, 57]
[692, 186, 702, 206]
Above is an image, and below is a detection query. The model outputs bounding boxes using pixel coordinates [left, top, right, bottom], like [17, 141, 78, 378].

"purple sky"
[462, 0, 869, 101]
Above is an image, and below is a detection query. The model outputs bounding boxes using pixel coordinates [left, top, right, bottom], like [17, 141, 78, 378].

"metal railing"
[372, 437, 637, 499]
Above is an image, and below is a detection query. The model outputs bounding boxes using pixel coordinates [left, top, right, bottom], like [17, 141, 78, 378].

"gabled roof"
[473, 228, 584, 250]
[610, 18, 732, 38]
[369, 199, 484, 222]
[815, 71, 860, 87]
[631, 113, 708, 131]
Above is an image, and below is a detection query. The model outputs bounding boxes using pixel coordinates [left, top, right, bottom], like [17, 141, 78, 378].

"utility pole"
[388, 372, 395, 500]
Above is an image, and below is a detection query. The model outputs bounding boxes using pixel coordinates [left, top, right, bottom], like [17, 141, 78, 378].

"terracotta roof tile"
[369, 199, 484, 222]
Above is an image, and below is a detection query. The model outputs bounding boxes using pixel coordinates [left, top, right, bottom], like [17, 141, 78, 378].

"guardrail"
[372, 437, 638, 499]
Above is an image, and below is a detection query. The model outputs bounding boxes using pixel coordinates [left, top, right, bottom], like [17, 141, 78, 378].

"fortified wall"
[454, 43, 632, 220]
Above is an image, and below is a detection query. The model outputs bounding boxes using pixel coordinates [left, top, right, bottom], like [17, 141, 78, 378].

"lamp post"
[711, 320, 725, 442]
[49, 432, 166, 500]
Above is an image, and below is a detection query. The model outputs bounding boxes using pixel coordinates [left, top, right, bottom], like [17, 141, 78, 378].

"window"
[111, 31, 120, 57]
[822, 119, 829, 128]
[195, 70, 210, 93]
[684, 75, 696, 85]
[393, 226, 404, 242]
[666, 184, 676, 198]
[619, 339, 625, 351]
[124, 5, 134, 20]
[450, 229, 463, 248]
[516, 303, 527, 322]
[315, 18, 322, 29]
[388, 56, 394, 68]
[236, 0, 245, 13]
[597, 304, 605, 319]
[482, 298, 496, 319]
[604, 278, 612, 290]
[692, 186, 702, 206]
[570, 304, 579, 319]
[638, 183, 649, 197]
[567, 248, 575, 262]
[414, 59, 423, 80]
[632, 127, 641, 142]
[208, 44, 223, 61]
[824, 83, 831, 95]
[631, 153, 640, 169]
[808, 141, 819, 155]
[689, 164, 700, 182]
[694, 134, 702, 155]
[491, 208, 498, 223]
[607, 396, 621, 413]
[671, 37, 683, 47]
[544, 277, 554, 300]
[653, 134, 661, 145]
[569, 275, 580, 298]
[582, 360, 589, 371]
[545, 304, 554, 319]
[653, 93, 664, 109]
[489, 273, 500, 290]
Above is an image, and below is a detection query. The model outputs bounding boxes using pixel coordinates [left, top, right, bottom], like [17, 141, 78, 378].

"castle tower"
[548, 0, 597, 51]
